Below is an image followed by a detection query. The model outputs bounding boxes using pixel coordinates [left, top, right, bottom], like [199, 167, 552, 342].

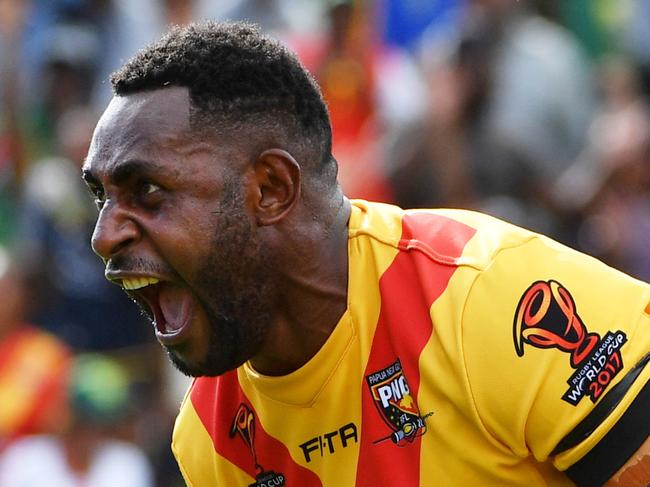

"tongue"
[158, 283, 193, 332]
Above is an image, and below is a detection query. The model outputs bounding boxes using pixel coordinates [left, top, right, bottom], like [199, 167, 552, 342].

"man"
[0, 353, 154, 486]
[83, 22, 650, 486]
[0, 246, 71, 452]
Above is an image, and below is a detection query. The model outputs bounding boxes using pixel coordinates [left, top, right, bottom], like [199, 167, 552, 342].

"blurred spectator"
[2, 1, 650, 484]
[624, 0, 650, 95]
[397, 0, 595, 237]
[556, 0, 625, 60]
[0, 353, 154, 486]
[554, 57, 650, 280]
[379, 0, 463, 51]
[315, 0, 388, 201]
[0, 0, 31, 245]
[22, 0, 109, 159]
[219, 0, 289, 35]
[472, 0, 594, 233]
[303, 0, 427, 202]
[18, 106, 150, 350]
[0, 246, 71, 452]
[385, 27, 480, 209]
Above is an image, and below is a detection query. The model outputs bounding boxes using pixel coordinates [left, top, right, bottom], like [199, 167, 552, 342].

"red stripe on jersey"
[356, 213, 475, 485]
[191, 372, 323, 485]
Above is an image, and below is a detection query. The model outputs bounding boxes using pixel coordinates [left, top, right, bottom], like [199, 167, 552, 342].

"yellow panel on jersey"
[172, 201, 650, 486]
[172, 389, 254, 486]
[458, 225, 650, 471]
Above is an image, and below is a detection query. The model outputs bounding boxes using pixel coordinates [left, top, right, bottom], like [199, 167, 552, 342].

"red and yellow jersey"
[0, 325, 71, 451]
[172, 200, 650, 486]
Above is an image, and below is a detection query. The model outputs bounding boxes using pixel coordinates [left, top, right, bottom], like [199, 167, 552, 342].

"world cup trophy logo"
[230, 403, 285, 487]
[513, 280, 600, 368]
[230, 403, 263, 475]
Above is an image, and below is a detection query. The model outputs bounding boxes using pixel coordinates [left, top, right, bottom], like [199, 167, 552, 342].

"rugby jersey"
[0, 326, 71, 451]
[172, 200, 650, 486]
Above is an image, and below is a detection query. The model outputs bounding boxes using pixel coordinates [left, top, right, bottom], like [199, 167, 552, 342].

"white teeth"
[121, 277, 159, 290]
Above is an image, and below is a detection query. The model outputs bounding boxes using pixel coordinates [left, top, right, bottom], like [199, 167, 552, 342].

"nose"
[91, 202, 140, 260]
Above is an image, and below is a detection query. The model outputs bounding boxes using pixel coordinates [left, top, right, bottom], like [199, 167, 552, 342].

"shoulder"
[349, 200, 548, 272]
[402, 207, 540, 268]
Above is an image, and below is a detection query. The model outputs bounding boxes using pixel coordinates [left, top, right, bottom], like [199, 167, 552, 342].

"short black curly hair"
[111, 21, 333, 178]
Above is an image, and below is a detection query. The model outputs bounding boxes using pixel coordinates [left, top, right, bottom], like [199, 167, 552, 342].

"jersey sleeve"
[460, 233, 650, 485]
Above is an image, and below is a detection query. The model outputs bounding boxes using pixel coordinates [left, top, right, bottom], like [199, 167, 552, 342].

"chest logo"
[230, 403, 285, 487]
[513, 280, 627, 406]
[366, 359, 432, 446]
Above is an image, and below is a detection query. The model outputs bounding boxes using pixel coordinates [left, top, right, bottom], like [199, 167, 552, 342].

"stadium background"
[0, 0, 649, 485]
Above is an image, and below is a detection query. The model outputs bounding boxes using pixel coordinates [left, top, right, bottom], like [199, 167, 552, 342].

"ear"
[250, 149, 301, 226]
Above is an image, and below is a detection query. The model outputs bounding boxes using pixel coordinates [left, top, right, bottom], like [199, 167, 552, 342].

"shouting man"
[83, 22, 650, 486]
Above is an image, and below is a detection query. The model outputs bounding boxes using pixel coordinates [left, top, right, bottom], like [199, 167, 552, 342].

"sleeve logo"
[513, 280, 627, 406]
[366, 359, 433, 445]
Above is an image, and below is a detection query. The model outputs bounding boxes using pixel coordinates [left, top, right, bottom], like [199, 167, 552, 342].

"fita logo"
[513, 280, 627, 405]
[230, 403, 285, 487]
[366, 359, 433, 446]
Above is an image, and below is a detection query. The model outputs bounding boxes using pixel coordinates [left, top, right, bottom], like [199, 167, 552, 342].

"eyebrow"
[83, 159, 172, 187]
[110, 159, 165, 185]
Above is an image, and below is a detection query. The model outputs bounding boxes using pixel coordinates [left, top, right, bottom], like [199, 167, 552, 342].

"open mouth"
[120, 276, 195, 345]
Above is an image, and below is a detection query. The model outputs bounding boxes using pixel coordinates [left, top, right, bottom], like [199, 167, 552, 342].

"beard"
[165, 179, 275, 377]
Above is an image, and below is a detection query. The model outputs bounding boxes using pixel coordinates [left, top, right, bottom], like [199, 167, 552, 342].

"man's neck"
[250, 194, 351, 376]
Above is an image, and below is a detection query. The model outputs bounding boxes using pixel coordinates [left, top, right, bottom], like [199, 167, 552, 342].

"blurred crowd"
[1, 0, 649, 485]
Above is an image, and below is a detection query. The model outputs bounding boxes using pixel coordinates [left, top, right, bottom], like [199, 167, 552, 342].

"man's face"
[83, 87, 274, 376]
